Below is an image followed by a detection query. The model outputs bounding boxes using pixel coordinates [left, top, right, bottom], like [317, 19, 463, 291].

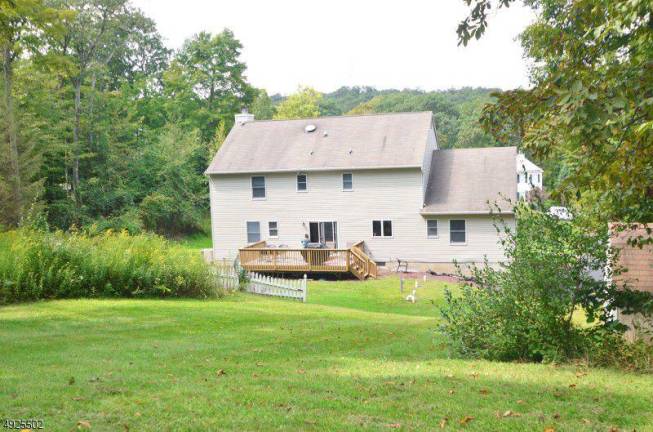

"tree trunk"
[72, 77, 81, 205]
[88, 73, 96, 153]
[2, 44, 22, 224]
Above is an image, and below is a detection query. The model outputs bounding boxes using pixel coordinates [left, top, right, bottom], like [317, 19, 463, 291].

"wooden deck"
[239, 241, 377, 280]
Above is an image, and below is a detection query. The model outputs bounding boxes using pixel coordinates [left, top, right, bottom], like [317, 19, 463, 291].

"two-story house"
[206, 111, 530, 275]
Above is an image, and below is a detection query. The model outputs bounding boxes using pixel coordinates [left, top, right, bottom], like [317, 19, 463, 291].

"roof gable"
[205, 112, 433, 174]
[516, 153, 543, 172]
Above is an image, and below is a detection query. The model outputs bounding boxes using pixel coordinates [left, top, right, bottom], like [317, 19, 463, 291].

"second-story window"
[342, 173, 353, 191]
[251, 176, 266, 199]
[297, 174, 307, 192]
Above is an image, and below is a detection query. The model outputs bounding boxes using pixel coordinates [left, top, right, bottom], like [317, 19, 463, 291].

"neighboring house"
[205, 111, 535, 273]
[610, 223, 653, 340]
[516, 153, 543, 200]
[549, 206, 573, 220]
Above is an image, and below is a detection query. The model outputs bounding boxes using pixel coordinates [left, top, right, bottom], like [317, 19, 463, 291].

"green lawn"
[1, 278, 652, 431]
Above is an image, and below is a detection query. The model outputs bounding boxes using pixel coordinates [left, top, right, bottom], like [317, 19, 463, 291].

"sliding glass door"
[308, 222, 338, 248]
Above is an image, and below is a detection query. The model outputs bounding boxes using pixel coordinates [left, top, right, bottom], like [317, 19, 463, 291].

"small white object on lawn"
[406, 289, 416, 304]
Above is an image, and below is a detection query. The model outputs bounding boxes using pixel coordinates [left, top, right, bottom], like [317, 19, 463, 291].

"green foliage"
[460, 0, 653, 233]
[320, 86, 388, 114]
[0, 0, 69, 225]
[274, 86, 322, 120]
[250, 88, 275, 120]
[0, 228, 223, 304]
[163, 29, 254, 142]
[583, 327, 653, 373]
[137, 126, 206, 235]
[90, 208, 143, 235]
[1, 3, 254, 238]
[439, 204, 652, 364]
[345, 87, 502, 149]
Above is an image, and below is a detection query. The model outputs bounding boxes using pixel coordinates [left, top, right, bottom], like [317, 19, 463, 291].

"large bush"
[0, 228, 222, 304]
[439, 204, 652, 367]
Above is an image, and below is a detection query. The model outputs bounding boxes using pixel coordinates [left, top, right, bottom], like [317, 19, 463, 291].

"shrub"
[0, 228, 224, 304]
[139, 192, 202, 236]
[583, 328, 653, 373]
[87, 208, 144, 235]
[439, 204, 652, 365]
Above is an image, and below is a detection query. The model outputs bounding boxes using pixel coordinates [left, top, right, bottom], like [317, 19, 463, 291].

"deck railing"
[239, 241, 376, 279]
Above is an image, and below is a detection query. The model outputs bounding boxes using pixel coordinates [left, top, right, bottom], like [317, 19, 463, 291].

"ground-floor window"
[372, 220, 392, 237]
[268, 221, 278, 237]
[247, 221, 261, 243]
[449, 219, 466, 244]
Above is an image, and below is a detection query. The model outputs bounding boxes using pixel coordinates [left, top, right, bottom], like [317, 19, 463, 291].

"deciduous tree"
[274, 86, 322, 120]
[459, 0, 653, 231]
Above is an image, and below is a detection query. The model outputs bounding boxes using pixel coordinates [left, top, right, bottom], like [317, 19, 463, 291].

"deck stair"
[238, 241, 377, 280]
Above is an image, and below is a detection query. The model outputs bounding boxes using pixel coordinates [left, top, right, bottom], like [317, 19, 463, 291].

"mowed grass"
[1, 278, 652, 431]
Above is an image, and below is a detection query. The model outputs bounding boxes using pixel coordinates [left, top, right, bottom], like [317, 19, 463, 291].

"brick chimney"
[235, 107, 255, 125]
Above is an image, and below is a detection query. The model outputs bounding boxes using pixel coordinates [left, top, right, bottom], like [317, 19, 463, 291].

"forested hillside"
[0, 1, 513, 237]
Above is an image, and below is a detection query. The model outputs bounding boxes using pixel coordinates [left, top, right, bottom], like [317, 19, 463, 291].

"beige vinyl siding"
[209, 168, 511, 264]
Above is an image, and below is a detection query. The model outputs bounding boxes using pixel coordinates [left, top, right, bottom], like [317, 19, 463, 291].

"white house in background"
[549, 206, 573, 220]
[516, 152, 543, 200]
[205, 111, 540, 273]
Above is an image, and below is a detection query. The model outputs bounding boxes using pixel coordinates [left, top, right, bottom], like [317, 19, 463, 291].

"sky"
[131, 0, 534, 95]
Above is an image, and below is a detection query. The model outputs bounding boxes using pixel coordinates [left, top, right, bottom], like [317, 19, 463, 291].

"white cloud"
[132, 0, 534, 95]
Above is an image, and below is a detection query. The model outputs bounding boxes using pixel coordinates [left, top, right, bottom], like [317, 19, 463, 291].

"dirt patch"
[376, 267, 464, 284]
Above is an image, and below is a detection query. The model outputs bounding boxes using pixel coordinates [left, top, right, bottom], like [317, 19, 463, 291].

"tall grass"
[0, 228, 223, 304]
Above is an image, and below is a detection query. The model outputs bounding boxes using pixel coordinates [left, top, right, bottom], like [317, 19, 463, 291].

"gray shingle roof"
[422, 147, 517, 215]
[205, 112, 433, 174]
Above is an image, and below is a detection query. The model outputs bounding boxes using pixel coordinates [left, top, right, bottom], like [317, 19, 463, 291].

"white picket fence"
[213, 265, 240, 291]
[213, 265, 307, 302]
[247, 272, 307, 302]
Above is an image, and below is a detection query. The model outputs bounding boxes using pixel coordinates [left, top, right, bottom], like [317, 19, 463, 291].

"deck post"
[302, 274, 307, 303]
[346, 250, 350, 271]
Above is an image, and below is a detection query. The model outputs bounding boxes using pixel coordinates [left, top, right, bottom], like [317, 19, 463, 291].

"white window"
[427, 220, 438, 238]
[268, 221, 278, 237]
[450, 220, 466, 244]
[372, 220, 392, 237]
[297, 174, 307, 192]
[251, 176, 265, 199]
[342, 173, 353, 191]
[247, 221, 261, 243]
